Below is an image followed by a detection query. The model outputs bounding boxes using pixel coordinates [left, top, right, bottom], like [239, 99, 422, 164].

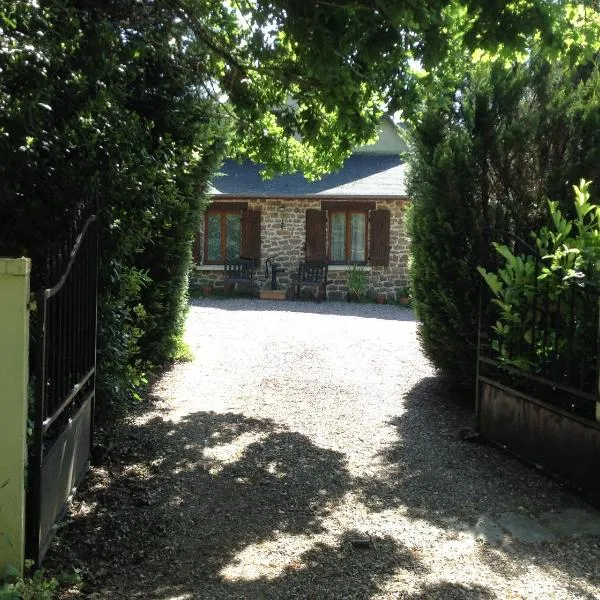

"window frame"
[327, 209, 369, 265]
[203, 208, 243, 265]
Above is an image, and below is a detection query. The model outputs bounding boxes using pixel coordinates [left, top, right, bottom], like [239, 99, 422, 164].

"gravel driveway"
[50, 298, 600, 599]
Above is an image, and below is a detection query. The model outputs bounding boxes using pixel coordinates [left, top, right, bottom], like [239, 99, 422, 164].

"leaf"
[493, 243, 515, 263]
[499, 268, 513, 286]
[477, 267, 502, 296]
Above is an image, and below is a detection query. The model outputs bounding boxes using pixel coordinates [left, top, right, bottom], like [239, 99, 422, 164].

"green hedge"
[0, 2, 227, 418]
[407, 56, 600, 387]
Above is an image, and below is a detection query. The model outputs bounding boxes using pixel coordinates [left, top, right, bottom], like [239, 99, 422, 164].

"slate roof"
[210, 154, 408, 198]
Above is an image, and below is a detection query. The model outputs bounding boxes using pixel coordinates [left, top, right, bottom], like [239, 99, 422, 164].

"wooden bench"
[224, 258, 255, 296]
[290, 261, 329, 301]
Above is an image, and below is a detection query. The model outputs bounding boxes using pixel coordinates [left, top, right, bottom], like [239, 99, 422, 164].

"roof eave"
[209, 193, 409, 201]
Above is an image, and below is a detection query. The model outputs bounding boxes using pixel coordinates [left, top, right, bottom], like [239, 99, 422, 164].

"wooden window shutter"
[192, 230, 202, 264]
[369, 209, 391, 266]
[241, 209, 261, 266]
[305, 209, 327, 261]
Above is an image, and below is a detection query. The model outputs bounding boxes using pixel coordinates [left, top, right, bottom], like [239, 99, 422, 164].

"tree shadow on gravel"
[399, 581, 495, 599]
[354, 376, 600, 594]
[356, 376, 584, 519]
[46, 406, 424, 599]
[189, 297, 417, 322]
[168, 530, 426, 600]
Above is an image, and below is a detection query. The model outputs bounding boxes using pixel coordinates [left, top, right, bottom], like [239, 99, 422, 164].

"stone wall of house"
[254, 198, 321, 290]
[191, 197, 410, 301]
[324, 199, 410, 301]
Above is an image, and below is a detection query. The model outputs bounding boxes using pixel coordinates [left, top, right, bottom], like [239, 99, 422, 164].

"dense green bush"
[406, 113, 481, 380]
[407, 56, 600, 387]
[0, 2, 227, 417]
[478, 180, 600, 373]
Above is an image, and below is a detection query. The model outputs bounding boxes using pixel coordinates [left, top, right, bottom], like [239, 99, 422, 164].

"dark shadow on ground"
[354, 376, 600, 596]
[45, 360, 600, 596]
[166, 531, 425, 600]
[399, 582, 496, 599]
[189, 297, 417, 322]
[355, 376, 582, 519]
[46, 405, 425, 599]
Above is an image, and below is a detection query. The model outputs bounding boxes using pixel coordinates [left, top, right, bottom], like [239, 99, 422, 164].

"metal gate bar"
[27, 213, 98, 565]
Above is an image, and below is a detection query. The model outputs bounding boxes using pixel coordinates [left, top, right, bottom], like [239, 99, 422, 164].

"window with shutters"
[328, 210, 368, 264]
[204, 209, 242, 264]
[201, 204, 261, 266]
[309, 202, 391, 267]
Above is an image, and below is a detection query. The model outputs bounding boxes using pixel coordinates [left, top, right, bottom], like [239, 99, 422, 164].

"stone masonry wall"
[191, 197, 410, 301]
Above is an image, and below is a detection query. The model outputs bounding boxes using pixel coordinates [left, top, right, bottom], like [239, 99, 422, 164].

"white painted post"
[0, 258, 31, 575]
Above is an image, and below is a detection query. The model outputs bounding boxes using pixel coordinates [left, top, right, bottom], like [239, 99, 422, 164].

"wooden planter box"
[260, 289, 286, 300]
[477, 379, 600, 504]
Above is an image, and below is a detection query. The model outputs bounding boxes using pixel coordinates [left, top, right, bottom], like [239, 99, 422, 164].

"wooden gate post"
[0, 258, 31, 575]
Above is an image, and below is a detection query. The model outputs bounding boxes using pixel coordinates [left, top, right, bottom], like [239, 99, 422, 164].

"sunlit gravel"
[51, 298, 600, 599]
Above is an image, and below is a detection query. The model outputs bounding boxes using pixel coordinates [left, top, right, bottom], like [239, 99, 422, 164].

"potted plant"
[202, 284, 214, 297]
[375, 293, 387, 305]
[397, 286, 411, 305]
[347, 264, 367, 302]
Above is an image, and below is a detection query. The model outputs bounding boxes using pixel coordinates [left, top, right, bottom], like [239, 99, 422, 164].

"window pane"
[207, 214, 221, 261]
[350, 213, 366, 262]
[331, 213, 346, 262]
[226, 214, 241, 260]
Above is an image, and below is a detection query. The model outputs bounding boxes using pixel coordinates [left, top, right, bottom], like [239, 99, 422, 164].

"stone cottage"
[191, 118, 409, 301]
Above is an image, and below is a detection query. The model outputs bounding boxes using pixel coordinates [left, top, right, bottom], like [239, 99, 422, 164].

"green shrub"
[478, 180, 600, 373]
[0, 562, 80, 600]
[346, 265, 368, 300]
[0, 2, 227, 421]
[407, 112, 481, 383]
[407, 56, 600, 388]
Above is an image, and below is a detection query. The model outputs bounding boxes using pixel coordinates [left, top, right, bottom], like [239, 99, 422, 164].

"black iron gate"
[26, 213, 98, 565]
[476, 229, 600, 502]
[476, 229, 599, 420]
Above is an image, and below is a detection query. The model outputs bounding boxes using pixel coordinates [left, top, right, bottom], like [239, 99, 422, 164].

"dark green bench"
[290, 261, 329, 301]
[224, 258, 255, 296]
